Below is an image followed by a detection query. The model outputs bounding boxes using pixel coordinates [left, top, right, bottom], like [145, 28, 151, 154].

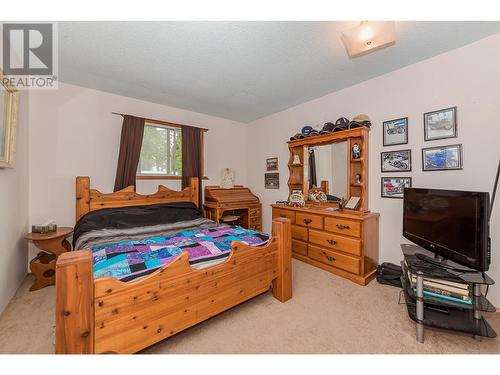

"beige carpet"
[0, 259, 499, 354]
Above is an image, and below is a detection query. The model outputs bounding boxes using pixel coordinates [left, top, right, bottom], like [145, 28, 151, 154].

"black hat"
[289, 133, 305, 141]
[333, 117, 350, 132]
[320, 122, 335, 134]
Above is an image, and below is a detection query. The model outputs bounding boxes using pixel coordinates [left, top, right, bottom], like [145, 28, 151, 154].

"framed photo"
[381, 177, 412, 199]
[424, 106, 457, 141]
[422, 144, 463, 171]
[381, 149, 411, 172]
[383, 117, 408, 146]
[264, 173, 280, 189]
[266, 157, 278, 171]
[0, 71, 19, 169]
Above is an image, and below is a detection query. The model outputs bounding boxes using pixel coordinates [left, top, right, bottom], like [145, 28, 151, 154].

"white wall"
[246, 33, 500, 305]
[0, 90, 29, 313]
[28, 82, 249, 257]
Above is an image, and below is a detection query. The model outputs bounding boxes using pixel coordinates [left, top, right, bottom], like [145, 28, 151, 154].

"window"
[138, 123, 182, 177]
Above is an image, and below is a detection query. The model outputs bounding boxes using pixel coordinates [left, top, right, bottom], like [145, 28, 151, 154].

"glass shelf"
[402, 284, 497, 339]
[401, 244, 495, 286]
[401, 271, 496, 313]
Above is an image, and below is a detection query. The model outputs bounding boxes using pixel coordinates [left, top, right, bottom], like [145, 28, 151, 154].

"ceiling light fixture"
[341, 21, 396, 58]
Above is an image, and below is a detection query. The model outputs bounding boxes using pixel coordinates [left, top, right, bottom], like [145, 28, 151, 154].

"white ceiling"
[59, 21, 500, 123]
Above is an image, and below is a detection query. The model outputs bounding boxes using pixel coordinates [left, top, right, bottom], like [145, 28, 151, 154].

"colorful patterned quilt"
[92, 225, 270, 282]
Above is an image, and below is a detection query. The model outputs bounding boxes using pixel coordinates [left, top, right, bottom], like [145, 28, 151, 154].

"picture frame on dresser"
[381, 149, 412, 173]
[383, 117, 408, 146]
[422, 144, 463, 171]
[424, 106, 457, 141]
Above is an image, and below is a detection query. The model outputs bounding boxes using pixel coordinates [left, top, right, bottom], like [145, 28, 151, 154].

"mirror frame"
[287, 127, 370, 212]
[306, 140, 349, 202]
[0, 70, 19, 169]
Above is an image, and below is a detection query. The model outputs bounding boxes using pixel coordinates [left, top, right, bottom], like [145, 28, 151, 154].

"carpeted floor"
[0, 259, 498, 354]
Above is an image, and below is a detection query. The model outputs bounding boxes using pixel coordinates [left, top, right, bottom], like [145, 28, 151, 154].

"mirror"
[306, 141, 348, 201]
[0, 73, 18, 169]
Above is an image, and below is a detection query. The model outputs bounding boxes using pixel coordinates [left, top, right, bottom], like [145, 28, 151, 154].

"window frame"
[136, 118, 206, 180]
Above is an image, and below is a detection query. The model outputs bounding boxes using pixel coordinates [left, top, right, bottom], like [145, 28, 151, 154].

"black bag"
[376, 262, 403, 288]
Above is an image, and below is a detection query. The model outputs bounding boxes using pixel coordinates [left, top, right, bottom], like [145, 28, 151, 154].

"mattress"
[91, 225, 270, 282]
[73, 202, 270, 282]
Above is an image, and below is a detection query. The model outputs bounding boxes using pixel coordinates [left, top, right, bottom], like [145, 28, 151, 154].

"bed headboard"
[75, 176, 199, 221]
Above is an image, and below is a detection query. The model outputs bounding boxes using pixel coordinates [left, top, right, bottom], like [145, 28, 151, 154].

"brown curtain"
[113, 115, 145, 191]
[309, 148, 317, 189]
[181, 125, 203, 206]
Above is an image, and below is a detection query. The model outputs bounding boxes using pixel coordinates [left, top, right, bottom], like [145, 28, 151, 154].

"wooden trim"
[55, 250, 94, 354]
[112, 112, 208, 132]
[76, 176, 91, 221]
[136, 175, 209, 180]
[136, 175, 182, 180]
[272, 218, 292, 302]
[75, 176, 199, 221]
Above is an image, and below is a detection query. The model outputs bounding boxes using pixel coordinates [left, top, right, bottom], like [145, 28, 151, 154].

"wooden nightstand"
[25, 227, 73, 291]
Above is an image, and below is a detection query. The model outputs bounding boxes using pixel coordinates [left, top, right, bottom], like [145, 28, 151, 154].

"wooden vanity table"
[275, 125, 379, 285]
[272, 205, 379, 285]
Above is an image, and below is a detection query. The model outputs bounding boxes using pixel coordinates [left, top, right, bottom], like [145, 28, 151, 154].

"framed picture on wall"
[381, 177, 412, 199]
[422, 144, 463, 171]
[424, 106, 457, 141]
[264, 173, 280, 189]
[381, 149, 411, 172]
[383, 117, 408, 146]
[266, 157, 278, 171]
[0, 73, 18, 169]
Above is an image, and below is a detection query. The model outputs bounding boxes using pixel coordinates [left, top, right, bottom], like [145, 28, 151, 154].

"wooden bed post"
[76, 176, 91, 221]
[271, 218, 292, 302]
[189, 177, 199, 207]
[55, 250, 94, 354]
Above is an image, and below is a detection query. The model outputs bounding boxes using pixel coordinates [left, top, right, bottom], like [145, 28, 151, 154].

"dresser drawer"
[291, 225, 308, 241]
[308, 245, 360, 274]
[309, 229, 361, 256]
[296, 212, 323, 229]
[272, 208, 295, 224]
[324, 217, 361, 238]
[292, 239, 308, 256]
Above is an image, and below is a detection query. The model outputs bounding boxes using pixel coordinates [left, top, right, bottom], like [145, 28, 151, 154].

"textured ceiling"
[59, 21, 500, 123]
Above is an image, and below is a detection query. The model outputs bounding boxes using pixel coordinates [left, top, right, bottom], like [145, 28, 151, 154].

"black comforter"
[73, 201, 201, 247]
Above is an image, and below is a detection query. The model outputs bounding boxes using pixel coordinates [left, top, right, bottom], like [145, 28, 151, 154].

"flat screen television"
[403, 188, 490, 271]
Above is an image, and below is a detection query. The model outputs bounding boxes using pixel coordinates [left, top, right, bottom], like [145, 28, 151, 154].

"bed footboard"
[55, 218, 291, 354]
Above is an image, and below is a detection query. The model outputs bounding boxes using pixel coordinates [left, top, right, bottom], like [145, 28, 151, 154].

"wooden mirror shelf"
[287, 127, 369, 212]
[281, 126, 379, 285]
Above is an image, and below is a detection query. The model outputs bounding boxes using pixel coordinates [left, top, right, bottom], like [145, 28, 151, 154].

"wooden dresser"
[204, 186, 262, 231]
[272, 204, 379, 285]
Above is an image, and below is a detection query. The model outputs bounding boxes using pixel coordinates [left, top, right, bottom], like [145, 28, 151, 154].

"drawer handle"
[280, 214, 287, 218]
[303, 219, 312, 225]
[327, 239, 337, 245]
[322, 251, 336, 262]
[336, 224, 350, 230]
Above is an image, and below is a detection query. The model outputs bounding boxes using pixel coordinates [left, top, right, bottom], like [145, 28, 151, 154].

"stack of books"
[405, 261, 471, 305]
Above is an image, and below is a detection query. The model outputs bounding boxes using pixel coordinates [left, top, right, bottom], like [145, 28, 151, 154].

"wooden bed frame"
[55, 176, 292, 354]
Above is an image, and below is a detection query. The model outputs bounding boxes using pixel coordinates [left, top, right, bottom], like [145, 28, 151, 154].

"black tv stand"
[401, 244, 496, 343]
[414, 253, 474, 272]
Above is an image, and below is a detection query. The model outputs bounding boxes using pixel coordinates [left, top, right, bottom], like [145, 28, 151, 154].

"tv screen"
[403, 188, 490, 271]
